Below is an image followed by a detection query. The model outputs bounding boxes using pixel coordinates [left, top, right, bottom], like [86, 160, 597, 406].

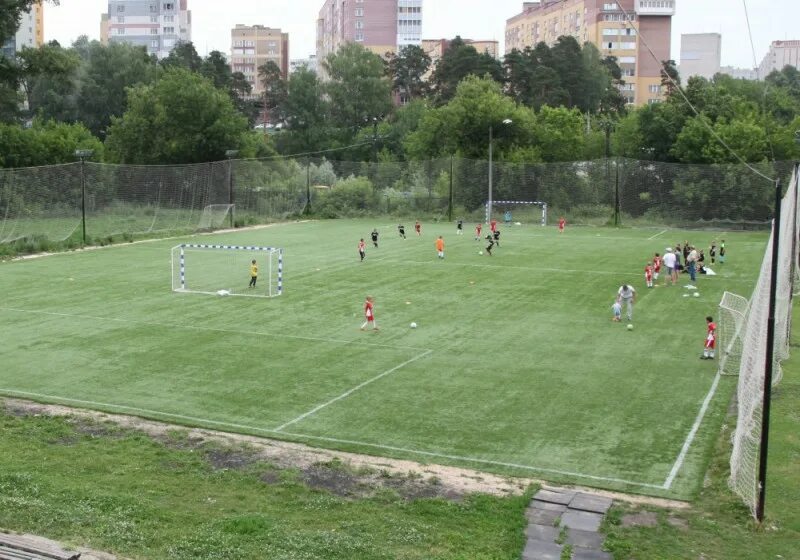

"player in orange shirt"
[701, 316, 716, 359]
[435, 236, 445, 259]
[360, 296, 378, 331]
[475, 223, 482, 240]
[644, 262, 653, 288]
[558, 216, 566, 233]
[414, 220, 421, 236]
[358, 238, 366, 262]
[653, 253, 662, 282]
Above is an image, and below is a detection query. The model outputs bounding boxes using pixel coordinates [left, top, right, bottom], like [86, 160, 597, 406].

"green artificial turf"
[0, 219, 769, 499]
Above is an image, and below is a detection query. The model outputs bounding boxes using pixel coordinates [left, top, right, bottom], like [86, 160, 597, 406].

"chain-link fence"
[0, 157, 795, 246]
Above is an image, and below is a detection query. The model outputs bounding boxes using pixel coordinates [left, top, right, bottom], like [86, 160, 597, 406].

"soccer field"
[0, 220, 768, 499]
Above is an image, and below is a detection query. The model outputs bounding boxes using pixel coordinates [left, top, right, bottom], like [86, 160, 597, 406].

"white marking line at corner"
[274, 349, 434, 432]
[0, 388, 664, 490]
[648, 229, 669, 240]
[663, 372, 722, 489]
[0, 307, 427, 352]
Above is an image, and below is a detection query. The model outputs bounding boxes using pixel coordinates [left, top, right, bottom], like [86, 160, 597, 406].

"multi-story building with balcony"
[101, 0, 191, 59]
[2, 1, 44, 59]
[230, 25, 290, 98]
[505, 0, 675, 105]
[316, 0, 423, 69]
[758, 40, 800, 79]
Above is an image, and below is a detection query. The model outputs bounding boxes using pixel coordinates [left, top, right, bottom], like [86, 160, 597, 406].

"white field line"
[0, 388, 663, 490]
[274, 349, 433, 432]
[0, 307, 428, 352]
[648, 229, 669, 240]
[663, 372, 722, 489]
[388, 260, 636, 276]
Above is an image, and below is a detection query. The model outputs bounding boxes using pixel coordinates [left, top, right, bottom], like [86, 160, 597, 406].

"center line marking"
[274, 349, 433, 432]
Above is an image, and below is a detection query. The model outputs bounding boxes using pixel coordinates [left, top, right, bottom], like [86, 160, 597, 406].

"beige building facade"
[505, 0, 675, 106]
[230, 25, 290, 98]
[758, 40, 800, 79]
[680, 33, 721, 80]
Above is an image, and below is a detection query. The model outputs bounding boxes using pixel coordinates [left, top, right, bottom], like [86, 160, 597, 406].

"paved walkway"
[522, 487, 613, 560]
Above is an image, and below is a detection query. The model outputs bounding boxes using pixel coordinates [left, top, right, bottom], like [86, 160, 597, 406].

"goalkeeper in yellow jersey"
[249, 259, 258, 288]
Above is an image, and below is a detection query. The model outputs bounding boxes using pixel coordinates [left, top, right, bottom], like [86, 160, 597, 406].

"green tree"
[660, 59, 681, 97]
[17, 43, 80, 119]
[323, 43, 393, 134]
[0, 0, 58, 46]
[0, 119, 102, 167]
[386, 44, 431, 101]
[105, 68, 249, 164]
[430, 37, 504, 104]
[275, 66, 330, 155]
[258, 60, 287, 124]
[160, 41, 203, 72]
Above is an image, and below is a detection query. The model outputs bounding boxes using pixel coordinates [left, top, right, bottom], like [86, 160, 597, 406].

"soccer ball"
[410, 322, 418, 329]
[479, 251, 483, 255]
[627, 324, 634, 331]
[693, 292, 700, 298]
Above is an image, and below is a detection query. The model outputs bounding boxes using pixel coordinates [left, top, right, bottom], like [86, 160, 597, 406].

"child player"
[358, 238, 366, 262]
[709, 241, 717, 265]
[644, 261, 654, 288]
[456, 219, 463, 235]
[398, 224, 406, 239]
[414, 220, 422, 236]
[719, 239, 726, 263]
[435, 236, 445, 259]
[360, 296, 378, 331]
[485, 234, 495, 256]
[249, 259, 258, 288]
[475, 222, 483, 240]
[490, 218, 498, 234]
[611, 300, 622, 322]
[701, 316, 716, 360]
[371, 228, 379, 248]
[493, 228, 501, 247]
[653, 253, 662, 282]
[558, 216, 566, 233]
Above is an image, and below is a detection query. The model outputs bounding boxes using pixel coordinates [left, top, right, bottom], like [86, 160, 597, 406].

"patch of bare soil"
[621, 511, 659, 528]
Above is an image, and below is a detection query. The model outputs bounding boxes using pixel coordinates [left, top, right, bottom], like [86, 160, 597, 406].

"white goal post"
[717, 291, 749, 376]
[485, 200, 548, 226]
[171, 243, 283, 298]
[197, 204, 234, 231]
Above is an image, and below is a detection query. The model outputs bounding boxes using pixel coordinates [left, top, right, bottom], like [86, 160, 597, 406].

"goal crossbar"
[172, 243, 283, 298]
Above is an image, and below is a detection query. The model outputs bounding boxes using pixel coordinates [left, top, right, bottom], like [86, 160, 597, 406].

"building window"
[116, 5, 125, 12]
[355, 20, 364, 29]
[648, 84, 661, 93]
[150, 28, 158, 34]
[117, 16, 124, 23]
[150, 4, 157, 12]
[355, 31, 364, 41]
[164, 15, 174, 22]
[163, 26, 175, 34]
[355, 7, 363, 16]
[163, 3, 174, 10]
[150, 15, 158, 22]
[151, 39, 159, 47]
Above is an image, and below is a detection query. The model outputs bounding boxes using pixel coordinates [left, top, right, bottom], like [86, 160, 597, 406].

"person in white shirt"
[617, 284, 636, 321]
[662, 249, 677, 286]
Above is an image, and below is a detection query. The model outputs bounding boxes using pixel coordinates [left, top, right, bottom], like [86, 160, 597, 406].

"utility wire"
[616, 1, 776, 182]
[743, 0, 777, 164]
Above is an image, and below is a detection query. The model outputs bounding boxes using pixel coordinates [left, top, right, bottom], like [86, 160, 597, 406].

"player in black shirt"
[398, 224, 406, 239]
[371, 229, 379, 248]
[493, 229, 500, 247]
[456, 219, 463, 235]
[485, 234, 495, 256]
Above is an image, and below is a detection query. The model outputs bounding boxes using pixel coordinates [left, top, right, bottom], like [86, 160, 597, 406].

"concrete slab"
[561, 510, 604, 532]
[534, 488, 576, 505]
[566, 528, 605, 549]
[571, 548, 612, 560]
[569, 493, 613, 514]
[529, 499, 568, 512]
[521, 539, 563, 560]
[525, 507, 562, 525]
[524, 523, 560, 542]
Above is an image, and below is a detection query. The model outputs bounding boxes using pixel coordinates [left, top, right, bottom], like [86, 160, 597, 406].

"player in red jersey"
[490, 219, 498, 233]
[558, 216, 566, 233]
[360, 296, 378, 331]
[701, 316, 716, 359]
[653, 253, 662, 282]
[357, 238, 366, 262]
[475, 223, 483, 240]
[414, 220, 421, 236]
[644, 262, 653, 288]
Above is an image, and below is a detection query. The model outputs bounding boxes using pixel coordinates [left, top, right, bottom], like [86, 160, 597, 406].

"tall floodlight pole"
[75, 149, 94, 246]
[487, 119, 512, 224]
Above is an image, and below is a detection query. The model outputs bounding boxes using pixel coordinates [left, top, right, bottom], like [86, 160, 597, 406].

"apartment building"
[758, 40, 800, 79]
[316, 0, 423, 66]
[505, 0, 675, 106]
[230, 25, 290, 97]
[421, 38, 499, 79]
[102, 0, 192, 59]
[680, 33, 721, 80]
[2, 1, 44, 58]
[290, 55, 319, 74]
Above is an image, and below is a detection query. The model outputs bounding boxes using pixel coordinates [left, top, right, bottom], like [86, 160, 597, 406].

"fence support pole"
[225, 150, 239, 228]
[614, 158, 621, 227]
[80, 159, 87, 245]
[756, 178, 783, 523]
[448, 156, 454, 222]
[306, 158, 312, 215]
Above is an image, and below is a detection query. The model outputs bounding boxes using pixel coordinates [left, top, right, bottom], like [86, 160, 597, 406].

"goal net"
[717, 291, 749, 376]
[171, 244, 283, 298]
[729, 165, 798, 518]
[485, 200, 548, 226]
[197, 204, 234, 231]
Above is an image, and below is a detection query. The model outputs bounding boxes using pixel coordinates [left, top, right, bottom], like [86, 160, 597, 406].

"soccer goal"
[717, 291, 749, 376]
[171, 244, 283, 298]
[197, 204, 234, 231]
[485, 200, 548, 226]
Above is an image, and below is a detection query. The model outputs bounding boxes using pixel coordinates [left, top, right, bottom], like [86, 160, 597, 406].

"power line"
[616, 2, 776, 183]
[743, 0, 777, 164]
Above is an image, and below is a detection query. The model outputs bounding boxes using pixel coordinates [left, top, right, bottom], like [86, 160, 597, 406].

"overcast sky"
[45, 0, 796, 68]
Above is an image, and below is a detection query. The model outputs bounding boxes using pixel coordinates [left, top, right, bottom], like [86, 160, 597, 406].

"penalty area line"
[648, 229, 669, 240]
[663, 372, 722, 489]
[274, 349, 434, 432]
[0, 388, 664, 491]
